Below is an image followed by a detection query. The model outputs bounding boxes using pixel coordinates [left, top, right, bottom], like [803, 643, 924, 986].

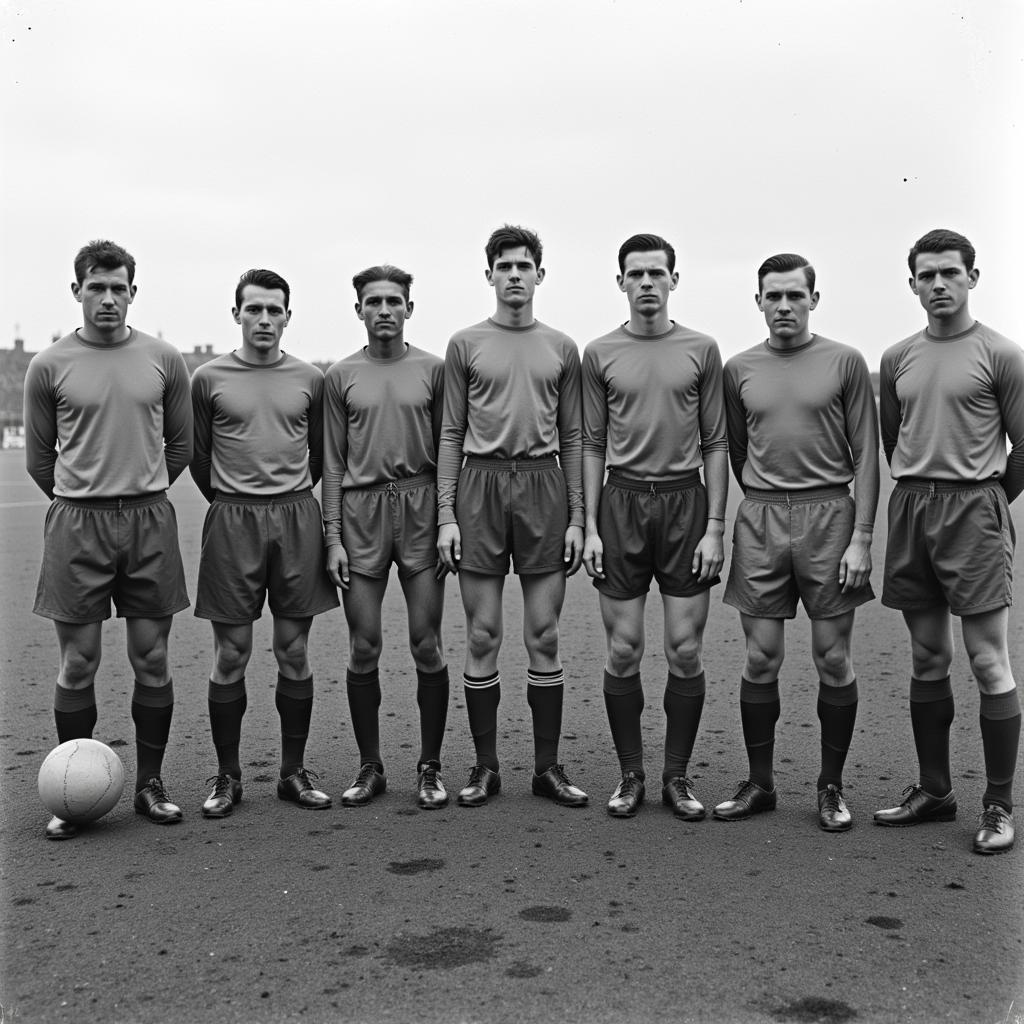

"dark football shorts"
[34, 492, 190, 623]
[882, 479, 1014, 616]
[195, 489, 339, 624]
[455, 456, 569, 576]
[724, 486, 874, 620]
[342, 473, 438, 580]
[596, 470, 718, 600]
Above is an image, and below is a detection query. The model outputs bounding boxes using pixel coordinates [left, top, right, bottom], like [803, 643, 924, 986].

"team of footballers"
[23, 227, 1023, 856]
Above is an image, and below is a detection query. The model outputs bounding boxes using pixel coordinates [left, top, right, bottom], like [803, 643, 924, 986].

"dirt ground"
[1, 449, 1022, 1024]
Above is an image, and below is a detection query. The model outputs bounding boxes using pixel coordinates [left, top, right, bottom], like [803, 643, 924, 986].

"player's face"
[617, 251, 677, 316]
[909, 250, 978, 321]
[71, 265, 136, 334]
[486, 246, 544, 308]
[233, 285, 291, 354]
[757, 270, 818, 339]
[356, 280, 413, 342]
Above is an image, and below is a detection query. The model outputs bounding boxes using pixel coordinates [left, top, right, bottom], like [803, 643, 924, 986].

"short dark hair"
[617, 234, 676, 274]
[74, 239, 137, 285]
[352, 264, 414, 302]
[907, 229, 976, 274]
[235, 268, 290, 309]
[485, 224, 543, 270]
[757, 253, 815, 293]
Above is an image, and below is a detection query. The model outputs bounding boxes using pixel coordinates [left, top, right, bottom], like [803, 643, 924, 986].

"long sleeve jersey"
[189, 351, 324, 502]
[436, 319, 583, 527]
[322, 344, 444, 546]
[581, 322, 728, 478]
[879, 322, 1024, 502]
[24, 328, 193, 499]
[724, 334, 879, 531]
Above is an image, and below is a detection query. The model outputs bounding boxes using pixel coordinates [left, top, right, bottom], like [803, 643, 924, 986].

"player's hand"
[839, 531, 872, 593]
[583, 529, 605, 580]
[326, 542, 350, 590]
[437, 523, 462, 574]
[692, 525, 725, 583]
[563, 525, 584, 577]
[435, 559, 450, 581]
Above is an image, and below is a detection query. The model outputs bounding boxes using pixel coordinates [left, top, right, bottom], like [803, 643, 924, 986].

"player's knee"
[214, 637, 251, 676]
[524, 621, 559, 662]
[745, 643, 782, 680]
[607, 632, 643, 676]
[909, 639, 951, 677]
[349, 631, 382, 668]
[665, 635, 703, 677]
[967, 646, 1010, 689]
[811, 643, 851, 684]
[274, 635, 309, 675]
[408, 630, 443, 671]
[129, 637, 169, 678]
[60, 646, 100, 687]
[467, 619, 501, 661]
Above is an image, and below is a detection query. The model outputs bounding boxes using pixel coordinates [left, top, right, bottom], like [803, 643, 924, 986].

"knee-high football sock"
[345, 667, 382, 770]
[603, 671, 645, 776]
[817, 678, 858, 790]
[527, 667, 564, 774]
[54, 682, 97, 742]
[208, 677, 247, 779]
[663, 671, 706, 783]
[910, 676, 955, 796]
[740, 677, 780, 791]
[980, 688, 1021, 812]
[416, 665, 450, 765]
[132, 679, 174, 790]
[464, 671, 500, 772]
[276, 673, 314, 778]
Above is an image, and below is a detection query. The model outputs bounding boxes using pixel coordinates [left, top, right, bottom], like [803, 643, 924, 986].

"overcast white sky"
[1, 0, 1021, 369]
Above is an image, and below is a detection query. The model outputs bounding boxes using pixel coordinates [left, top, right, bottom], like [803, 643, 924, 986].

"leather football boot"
[202, 774, 243, 818]
[531, 764, 589, 807]
[873, 785, 956, 827]
[134, 777, 183, 824]
[817, 784, 853, 832]
[340, 763, 386, 807]
[416, 761, 449, 810]
[457, 765, 501, 807]
[277, 768, 332, 809]
[45, 815, 78, 840]
[973, 805, 1014, 855]
[662, 776, 706, 821]
[713, 779, 777, 821]
[607, 771, 645, 818]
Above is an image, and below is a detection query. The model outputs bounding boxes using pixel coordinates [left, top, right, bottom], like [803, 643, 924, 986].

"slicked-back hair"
[908, 229, 976, 275]
[74, 239, 137, 285]
[235, 268, 291, 310]
[352, 264, 414, 302]
[617, 234, 676, 274]
[485, 224, 543, 270]
[757, 253, 815, 294]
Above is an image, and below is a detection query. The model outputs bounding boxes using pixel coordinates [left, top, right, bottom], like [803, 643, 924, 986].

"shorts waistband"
[55, 491, 168, 510]
[213, 487, 313, 505]
[355, 473, 435, 494]
[607, 469, 701, 493]
[465, 455, 559, 472]
[895, 478, 999, 495]
[743, 484, 849, 505]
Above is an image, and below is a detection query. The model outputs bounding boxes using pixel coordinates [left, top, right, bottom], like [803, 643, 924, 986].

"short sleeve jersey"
[879, 322, 1024, 492]
[322, 344, 444, 546]
[190, 351, 324, 499]
[581, 322, 727, 478]
[723, 334, 879, 530]
[436, 319, 583, 527]
[24, 329, 193, 499]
